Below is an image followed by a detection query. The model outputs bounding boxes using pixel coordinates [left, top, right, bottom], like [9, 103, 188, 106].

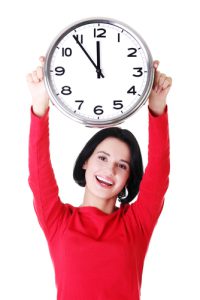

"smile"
[95, 175, 114, 187]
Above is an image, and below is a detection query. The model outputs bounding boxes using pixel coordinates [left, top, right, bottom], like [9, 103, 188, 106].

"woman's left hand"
[148, 60, 172, 115]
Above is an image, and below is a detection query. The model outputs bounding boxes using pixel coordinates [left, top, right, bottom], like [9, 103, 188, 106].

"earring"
[118, 186, 128, 202]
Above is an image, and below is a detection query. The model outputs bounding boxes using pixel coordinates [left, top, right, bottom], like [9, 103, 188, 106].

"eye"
[118, 163, 127, 170]
[98, 155, 107, 162]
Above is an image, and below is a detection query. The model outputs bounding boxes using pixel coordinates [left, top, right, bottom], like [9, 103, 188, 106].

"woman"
[27, 56, 172, 300]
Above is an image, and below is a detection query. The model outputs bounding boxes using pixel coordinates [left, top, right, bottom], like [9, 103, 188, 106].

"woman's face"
[83, 137, 131, 202]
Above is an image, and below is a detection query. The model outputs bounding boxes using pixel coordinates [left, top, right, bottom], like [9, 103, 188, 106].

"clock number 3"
[133, 67, 143, 77]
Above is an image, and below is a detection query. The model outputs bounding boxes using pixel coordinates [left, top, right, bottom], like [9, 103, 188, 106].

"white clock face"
[45, 18, 154, 127]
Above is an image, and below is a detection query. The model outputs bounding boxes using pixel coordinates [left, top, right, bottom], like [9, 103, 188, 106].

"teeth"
[96, 176, 113, 186]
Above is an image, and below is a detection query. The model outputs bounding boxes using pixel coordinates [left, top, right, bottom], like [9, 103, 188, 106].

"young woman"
[27, 56, 172, 300]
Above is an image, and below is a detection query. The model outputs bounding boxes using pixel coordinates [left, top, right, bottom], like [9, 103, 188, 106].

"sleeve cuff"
[30, 106, 50, 120]
[148, 105, 168, 118]
[29, 106, 50, 139]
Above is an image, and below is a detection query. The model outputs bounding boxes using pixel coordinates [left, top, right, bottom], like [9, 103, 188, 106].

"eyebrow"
[97, 151, 130, 166]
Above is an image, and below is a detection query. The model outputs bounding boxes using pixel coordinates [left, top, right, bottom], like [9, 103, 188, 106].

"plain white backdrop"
[0, 0, 200, 299]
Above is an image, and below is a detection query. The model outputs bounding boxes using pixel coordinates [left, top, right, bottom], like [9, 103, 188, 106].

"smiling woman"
[27, 56, 172, 300]
[82, 137, 132, 212]
[73, 127, 143, 209]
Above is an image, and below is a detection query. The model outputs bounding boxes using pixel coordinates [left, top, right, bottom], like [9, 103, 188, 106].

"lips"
[95, 175, 114, 187]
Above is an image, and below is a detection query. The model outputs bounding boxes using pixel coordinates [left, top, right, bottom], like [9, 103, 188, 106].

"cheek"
[84, 162, 97, 184]
[117, 171, 130, 186]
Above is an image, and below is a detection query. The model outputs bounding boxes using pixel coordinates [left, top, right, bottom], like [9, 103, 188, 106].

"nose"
[105, 162, 116, 175]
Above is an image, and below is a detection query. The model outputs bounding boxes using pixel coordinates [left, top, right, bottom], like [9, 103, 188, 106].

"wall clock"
[44, 17, 154, 127]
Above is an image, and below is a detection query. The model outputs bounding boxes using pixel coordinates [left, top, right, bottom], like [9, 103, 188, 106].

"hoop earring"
[118, 186, 128, 202]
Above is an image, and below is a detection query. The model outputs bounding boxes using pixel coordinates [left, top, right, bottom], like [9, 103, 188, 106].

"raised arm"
[26, 56, 49, 117]
[27, 57, 67, 242]
[131, 61, 172, 236]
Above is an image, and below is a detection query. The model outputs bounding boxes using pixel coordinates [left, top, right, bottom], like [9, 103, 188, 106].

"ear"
[82, 160, 88, 170]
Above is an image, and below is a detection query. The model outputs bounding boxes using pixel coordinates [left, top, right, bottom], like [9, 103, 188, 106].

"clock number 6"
[94, 105, 104, 115]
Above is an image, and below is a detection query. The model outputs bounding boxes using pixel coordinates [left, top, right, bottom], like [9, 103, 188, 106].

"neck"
[80, 190, 118, 214]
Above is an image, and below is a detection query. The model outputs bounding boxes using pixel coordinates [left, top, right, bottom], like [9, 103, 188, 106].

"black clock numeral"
[127, 48, 137, 57]
[94, 105, 104, 115]
[94, 28, 106, 38]
[117, 33, 121, 42]
[113, 100, 123, 110]
[75, 100, 84, 110]
[133, 67, 143, 77]
[55, 66, 65, 76]
[62, 47, 72, 57]
[127, 86, 137, 95]
[73, 34, 83, 44]
[61, 86, 72, 95]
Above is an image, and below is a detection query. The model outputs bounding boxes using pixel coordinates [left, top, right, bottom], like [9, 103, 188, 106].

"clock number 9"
[94, 105, 104, 115]
[55, 66, 65, 76]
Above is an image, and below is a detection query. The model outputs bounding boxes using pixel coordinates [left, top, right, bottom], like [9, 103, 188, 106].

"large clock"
[44, 17, 154, 127]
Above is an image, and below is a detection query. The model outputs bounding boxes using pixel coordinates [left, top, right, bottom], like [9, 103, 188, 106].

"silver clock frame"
[44, 17, 154, 127]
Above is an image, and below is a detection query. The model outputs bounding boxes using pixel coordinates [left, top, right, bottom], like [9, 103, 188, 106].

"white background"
[0, 0, 200, 299]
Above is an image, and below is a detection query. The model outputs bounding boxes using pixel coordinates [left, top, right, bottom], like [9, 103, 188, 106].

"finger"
[36, 66, 43, 80]
[26, 73, 34, 83]
[162, 77, 172, 90]
[167, 76, 172, 87]
[158, 73, 167, 86]
[32, 70, 40, 83]
[156, 73, 167, 92]
[39, 56, 45, 66]
[153, 60, 160, 70]
[153, 70, 160, 91]
[152, 61, 160, 91]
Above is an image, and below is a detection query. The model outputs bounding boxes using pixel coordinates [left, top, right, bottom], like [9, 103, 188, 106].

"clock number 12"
[94, 28, 106, 38]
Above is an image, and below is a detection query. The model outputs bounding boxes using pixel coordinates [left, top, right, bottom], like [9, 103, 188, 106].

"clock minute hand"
[73, 35, 104, 78]
[96, 41, 103, 79]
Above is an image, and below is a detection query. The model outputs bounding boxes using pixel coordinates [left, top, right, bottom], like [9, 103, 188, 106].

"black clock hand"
[96, 41, 103, 79]
[73, 35, 104, 78]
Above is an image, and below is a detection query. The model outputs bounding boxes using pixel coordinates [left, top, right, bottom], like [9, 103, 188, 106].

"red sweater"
[28, 107, 170, 300]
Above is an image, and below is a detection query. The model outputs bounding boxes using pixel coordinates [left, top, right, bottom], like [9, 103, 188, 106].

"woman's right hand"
[26, 56, 50, 117]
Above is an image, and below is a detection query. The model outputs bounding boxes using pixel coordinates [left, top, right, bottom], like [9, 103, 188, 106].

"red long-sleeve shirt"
[28, 106, 170, 300]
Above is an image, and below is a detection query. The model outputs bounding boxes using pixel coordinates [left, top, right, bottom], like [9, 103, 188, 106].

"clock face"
[44, 18, 154, 127]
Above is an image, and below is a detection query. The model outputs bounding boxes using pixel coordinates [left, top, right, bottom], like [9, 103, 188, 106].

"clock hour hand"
[73, 35, 104, 78]
[96, 41, 103, 79]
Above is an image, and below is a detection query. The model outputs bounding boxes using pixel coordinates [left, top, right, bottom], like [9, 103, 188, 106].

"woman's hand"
[148, 60, 172, 116]
[26, 56, 49, 117]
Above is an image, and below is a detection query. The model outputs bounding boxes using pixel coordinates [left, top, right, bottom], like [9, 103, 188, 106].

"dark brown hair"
[73, 127, 143, 204]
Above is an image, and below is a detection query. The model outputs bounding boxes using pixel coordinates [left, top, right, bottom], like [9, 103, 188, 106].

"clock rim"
[44, 17, 154, 127]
